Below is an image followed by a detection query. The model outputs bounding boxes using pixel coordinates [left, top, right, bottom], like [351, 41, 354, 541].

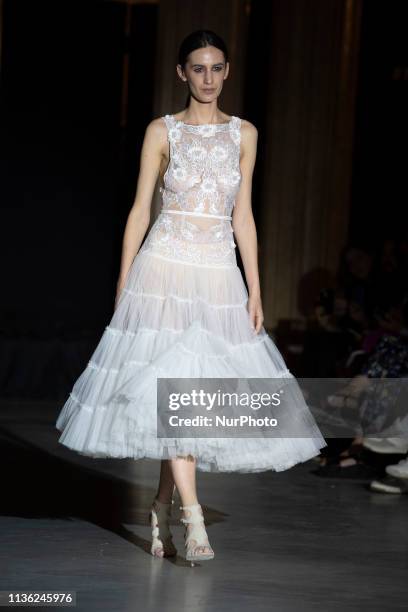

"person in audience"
[315, 289, 408, 478]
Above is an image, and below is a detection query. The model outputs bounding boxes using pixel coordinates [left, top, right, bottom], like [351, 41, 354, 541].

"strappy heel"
[149, 498, 177, 558]
[179, 503, 215, 566]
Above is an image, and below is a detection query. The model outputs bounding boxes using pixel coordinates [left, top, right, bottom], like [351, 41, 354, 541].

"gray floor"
[0, 400, 407, 612]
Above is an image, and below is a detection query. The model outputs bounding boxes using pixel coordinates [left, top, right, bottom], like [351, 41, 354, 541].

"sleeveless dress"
[55, 114, 327, 472]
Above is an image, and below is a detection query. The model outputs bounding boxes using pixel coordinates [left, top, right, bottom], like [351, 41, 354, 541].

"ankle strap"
[179, 503, 201, 510]
[180, 516, 204, 525]
[179, 503, 204, 524]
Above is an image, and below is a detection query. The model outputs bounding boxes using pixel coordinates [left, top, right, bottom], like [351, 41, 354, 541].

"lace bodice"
[160, 114, 242, 218]
[139, 114, 242, 267]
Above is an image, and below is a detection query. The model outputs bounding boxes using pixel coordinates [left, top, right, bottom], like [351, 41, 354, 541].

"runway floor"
[0, 400, 407, 612]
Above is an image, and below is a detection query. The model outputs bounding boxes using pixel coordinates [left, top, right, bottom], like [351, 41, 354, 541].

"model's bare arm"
[231, 121, 264, 333]
[116, 119, 166, 299]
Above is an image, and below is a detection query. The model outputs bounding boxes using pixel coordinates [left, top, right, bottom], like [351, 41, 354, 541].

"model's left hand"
[248, 294, 264, 334]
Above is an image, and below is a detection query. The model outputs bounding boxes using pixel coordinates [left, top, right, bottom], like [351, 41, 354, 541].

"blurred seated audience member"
[315, 292, 408, 478]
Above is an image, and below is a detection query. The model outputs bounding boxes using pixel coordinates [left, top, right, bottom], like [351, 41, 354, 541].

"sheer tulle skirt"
[56, 247, 327, 472]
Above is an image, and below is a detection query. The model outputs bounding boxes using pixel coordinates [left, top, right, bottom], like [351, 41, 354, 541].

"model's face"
[177, 46, 229, 102]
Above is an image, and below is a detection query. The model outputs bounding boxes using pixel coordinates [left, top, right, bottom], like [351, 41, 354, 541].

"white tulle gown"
[55, 114, 327, 472]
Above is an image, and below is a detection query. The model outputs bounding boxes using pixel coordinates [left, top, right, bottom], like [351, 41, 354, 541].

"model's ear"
[224, 61, 230, 79]
[176, 64, 187, 82]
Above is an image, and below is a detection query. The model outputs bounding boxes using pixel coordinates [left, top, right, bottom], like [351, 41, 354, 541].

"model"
[55, 29, 327, 565]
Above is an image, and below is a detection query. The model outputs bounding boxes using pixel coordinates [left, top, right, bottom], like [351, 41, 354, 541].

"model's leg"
[155, 459, 176, 503]
[169, 455, 214, 561]
[169, 455, 198, 505]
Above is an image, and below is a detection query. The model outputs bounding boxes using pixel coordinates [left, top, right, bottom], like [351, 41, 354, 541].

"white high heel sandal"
[149, 498, 177, 558]
[179, 503, 215, 566]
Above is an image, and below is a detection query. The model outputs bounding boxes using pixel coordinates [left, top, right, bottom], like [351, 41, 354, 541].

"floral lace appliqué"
[143, 114, 242, 266]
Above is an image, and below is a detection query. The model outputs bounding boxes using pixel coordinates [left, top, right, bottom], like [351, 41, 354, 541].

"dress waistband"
[161, 209, 232, 221]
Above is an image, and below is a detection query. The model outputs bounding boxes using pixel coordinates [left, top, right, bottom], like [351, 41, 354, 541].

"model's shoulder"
[239, 118, 258, 135]
[239, 120, 258, 150]
[142, 117, 168, 148]
[238, 119, 258, 156]
[146, 116, 168, 134]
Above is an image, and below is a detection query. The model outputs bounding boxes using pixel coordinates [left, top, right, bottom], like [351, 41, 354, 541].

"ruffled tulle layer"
[56, 249, 327, 472]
